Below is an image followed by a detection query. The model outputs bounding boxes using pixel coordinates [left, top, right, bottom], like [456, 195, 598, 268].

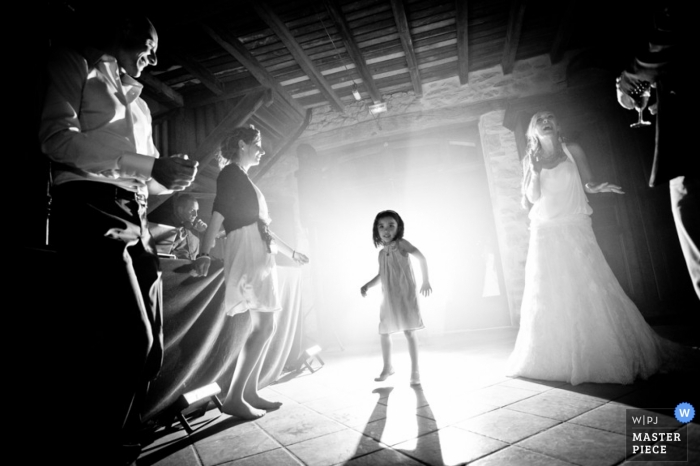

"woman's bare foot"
[246, 393, 283, 410]
[374, 367, 395, 381]
[222, 398, 266, 419]
[410, 371, 421, 386]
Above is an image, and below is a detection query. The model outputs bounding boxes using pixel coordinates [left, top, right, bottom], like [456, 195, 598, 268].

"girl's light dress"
[223, 183, 281, 316]
[507, 145, 671, 385]
[378, 241, 425, 334]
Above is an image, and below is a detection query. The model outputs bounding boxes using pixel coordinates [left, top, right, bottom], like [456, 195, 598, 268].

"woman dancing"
[195, 126, 309, 418]
[507, 111, 674, 385]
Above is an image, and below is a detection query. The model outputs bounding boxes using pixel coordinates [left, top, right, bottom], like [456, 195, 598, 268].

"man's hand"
[192, 256, 211, 277]
[152, 155, 198, 191]
[192, 219, 207, 233]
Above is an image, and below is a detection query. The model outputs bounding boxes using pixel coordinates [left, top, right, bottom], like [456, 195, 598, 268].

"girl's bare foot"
[246, 393, 283, 410]
[222, 398, 266, 419]
[410, 371, 421, 386]
[374, 368, 395, 381]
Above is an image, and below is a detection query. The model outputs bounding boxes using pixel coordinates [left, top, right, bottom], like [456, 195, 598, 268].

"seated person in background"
[168, 193, 207, 260]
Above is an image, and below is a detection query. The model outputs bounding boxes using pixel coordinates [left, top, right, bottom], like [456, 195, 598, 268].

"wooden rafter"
[139, 72, 184, 108]
[164, 50, 225, 96]
[252, 108, 313, 182]
[252, 1, 345, 113]
[390, 0, 422, 96]
[324, 0, 383, 104]
[550, 0, 578, 64]
[455, 0, 469, 85]
[191, 89, 273, 167]
[501, 0, 527, 75]
[201, 22, 306, 116]
[184, 76, 263, 108]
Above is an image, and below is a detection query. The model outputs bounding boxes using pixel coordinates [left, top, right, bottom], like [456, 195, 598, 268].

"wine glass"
[628, 81, 652, 128]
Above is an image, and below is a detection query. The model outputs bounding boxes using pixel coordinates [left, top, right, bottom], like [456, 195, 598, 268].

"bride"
[507, 110, 673, 385]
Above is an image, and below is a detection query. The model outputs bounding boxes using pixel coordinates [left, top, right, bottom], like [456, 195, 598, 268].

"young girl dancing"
[360, 210, 432, 385]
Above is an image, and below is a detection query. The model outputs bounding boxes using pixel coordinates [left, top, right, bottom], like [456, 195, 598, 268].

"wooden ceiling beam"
[139, 72, 184, 108]
[184, 76, 263, 108]
[455, 0, 470, 85]
[252, 108, 313, 183]
[390, 0, 422, 96]
[501, 0, 527, 75]
[201, 22, 306, 116]
[191, 88, 273, 167]
[163, 50, 225, 96]
[549, 0, 578, 64]
[324, 0, 383, 104]
[251, 0, 345, 113]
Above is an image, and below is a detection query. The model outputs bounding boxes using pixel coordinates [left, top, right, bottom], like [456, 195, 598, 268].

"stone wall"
[260, 53, 571, 327]
[478, 110, 529, 324]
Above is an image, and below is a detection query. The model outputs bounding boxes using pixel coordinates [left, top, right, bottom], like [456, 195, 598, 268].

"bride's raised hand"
[585, 182, 624, 194]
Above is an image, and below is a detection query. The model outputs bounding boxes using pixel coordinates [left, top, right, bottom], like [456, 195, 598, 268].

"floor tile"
[455, 408, 560, 443]
[286, 428, 383, 466]
[506, 392, 599, 422]
[254, 403, 346, 446]
[393, 426, 507, 466]
[355, 410, 439, 446]
[195, 425, 280, 466]
[323, 398, 389, 429]
[468, 445, 576, 466]
[568, 402, 629, 435]
[563, 382, 637, 402]
[343, 447, 426, 465]
[541, 388, 608, 410]
[468, 385, 539, 407]
[495, 378, 563, 393]
[517, 422, 626, 466]
[146, 445, 200, 466]
[219, 448, 303, 466]
[135, 324, 696, 466]
[416, 397, 498, 429]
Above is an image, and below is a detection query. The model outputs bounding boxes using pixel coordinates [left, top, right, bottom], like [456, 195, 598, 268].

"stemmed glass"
[628, 81, 652, 128]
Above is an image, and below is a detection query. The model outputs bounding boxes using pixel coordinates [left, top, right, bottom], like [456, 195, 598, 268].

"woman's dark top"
[212, 163, 259, 235]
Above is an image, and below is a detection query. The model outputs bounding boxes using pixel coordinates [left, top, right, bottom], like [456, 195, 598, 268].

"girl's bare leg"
[244, 313, 282, 410]
[375, 333, 395, 381]
[222, 311, 276, 419]
[405, 330, 420, 385]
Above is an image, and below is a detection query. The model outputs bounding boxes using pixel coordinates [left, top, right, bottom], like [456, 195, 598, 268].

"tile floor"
[136, 327, 699, 466]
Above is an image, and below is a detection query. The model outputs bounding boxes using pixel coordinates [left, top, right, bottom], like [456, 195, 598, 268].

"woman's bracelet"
[196, 252, 211, 259]
[292, 250, 297, 259]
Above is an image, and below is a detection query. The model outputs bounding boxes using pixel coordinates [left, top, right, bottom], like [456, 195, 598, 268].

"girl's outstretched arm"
[399, 239, 432, 296]
[361, 273, 380, 297]
[269, 231, 309, 264]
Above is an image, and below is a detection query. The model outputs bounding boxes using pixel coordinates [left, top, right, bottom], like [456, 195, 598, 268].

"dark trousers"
[49, 181, 163, 464]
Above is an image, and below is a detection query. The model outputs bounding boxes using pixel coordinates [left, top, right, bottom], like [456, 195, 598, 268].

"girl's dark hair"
[218, 125, 260, 167]
[372, 210, 405, 248]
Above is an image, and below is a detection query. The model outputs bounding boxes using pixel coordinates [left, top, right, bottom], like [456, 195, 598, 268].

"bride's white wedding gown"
[507, 145, 672, 385]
